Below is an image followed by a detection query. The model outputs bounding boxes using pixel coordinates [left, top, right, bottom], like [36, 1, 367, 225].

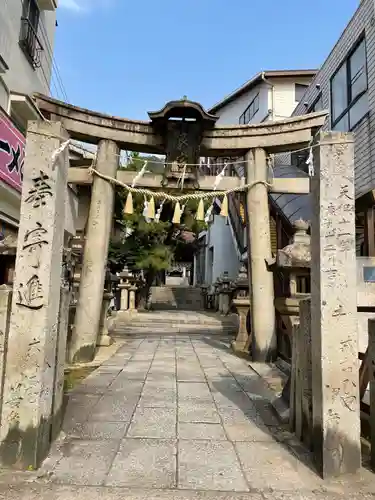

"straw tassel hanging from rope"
[147, 196, 155, 219]
[196, 199, 205, 221]
[220, 194, 228, 217]
[172, 201, 182, 224]
[124, 191, 133, 215]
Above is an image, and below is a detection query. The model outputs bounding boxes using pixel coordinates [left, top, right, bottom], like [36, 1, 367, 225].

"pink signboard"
[0, 111, 25, 192]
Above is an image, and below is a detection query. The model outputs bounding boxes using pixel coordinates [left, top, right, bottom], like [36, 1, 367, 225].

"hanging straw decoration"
[196, 198, 205, 221]
[172, 201, 182, 224]
[155, 200, 165, 222]
[220, 194, 229, 217]
[147, 196, 155, 219]
[124, 191, 134, 215]
[142, 197, 149, 219]
[205, 204, 214, 224]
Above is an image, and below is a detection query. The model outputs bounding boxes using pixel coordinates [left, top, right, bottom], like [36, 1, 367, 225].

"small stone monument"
[231, 263, 250, 353]
[219, 272, 233, 316]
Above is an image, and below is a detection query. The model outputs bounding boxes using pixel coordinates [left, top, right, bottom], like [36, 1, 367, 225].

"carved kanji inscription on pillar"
[25, 171, 53, 207]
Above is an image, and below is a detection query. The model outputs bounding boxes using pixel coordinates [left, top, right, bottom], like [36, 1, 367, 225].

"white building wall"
[204, 215, 241, 285]
[216, 83, 269, 125]
[292, 0, 375, 198]
[0, 1, 56, 106]
[202, 83, 271, 286]
[202, 75, 314, 286]
[269, 77, 313, 121]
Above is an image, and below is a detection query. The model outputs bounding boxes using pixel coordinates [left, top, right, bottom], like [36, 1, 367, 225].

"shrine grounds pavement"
[2, 335, 375, 499]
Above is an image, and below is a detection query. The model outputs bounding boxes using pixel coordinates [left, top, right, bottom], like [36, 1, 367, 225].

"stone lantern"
[273, 219, 311, 337]
[97, 268, 114, 347]
[118, 265, 132, 312]
[218, 272, 233, 315]
[213, 278, 222, 311]
[231, 262, 251, 353]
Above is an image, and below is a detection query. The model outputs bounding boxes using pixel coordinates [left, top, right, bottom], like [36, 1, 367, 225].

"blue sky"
[55, 0, 359, 120]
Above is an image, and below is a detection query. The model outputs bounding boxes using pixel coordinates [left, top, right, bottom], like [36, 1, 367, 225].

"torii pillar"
[246, 148, 276, 362]
[69, 139, 119, 363]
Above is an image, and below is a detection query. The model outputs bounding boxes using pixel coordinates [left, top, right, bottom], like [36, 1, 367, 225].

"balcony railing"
[19, 17, 44, 69]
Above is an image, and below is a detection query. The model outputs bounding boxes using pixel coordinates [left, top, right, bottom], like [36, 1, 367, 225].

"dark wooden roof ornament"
[148, 99, 219, 190]
[148, 99, 218, 128]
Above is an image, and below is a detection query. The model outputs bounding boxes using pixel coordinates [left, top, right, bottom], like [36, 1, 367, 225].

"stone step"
[113, 327, 235, 337]
[113, 313, 238, 326]
[114, 323, 237, 331]
[150, 285, 205, 311]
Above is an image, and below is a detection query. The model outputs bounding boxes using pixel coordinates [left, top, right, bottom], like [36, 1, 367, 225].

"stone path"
[3, 336, 375, 499]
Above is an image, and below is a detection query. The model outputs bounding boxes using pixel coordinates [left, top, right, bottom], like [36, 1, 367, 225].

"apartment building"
[0, 0, 58, 284]
[289, 0, 375, 256]
[195, 69, 317, 286]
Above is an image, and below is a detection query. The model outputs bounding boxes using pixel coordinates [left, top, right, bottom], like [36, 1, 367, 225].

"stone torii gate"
[4, 95, 358, 472]
[34, 94, 326, 365]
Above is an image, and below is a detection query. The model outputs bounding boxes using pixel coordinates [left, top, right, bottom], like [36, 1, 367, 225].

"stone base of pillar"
[232, 300, 250, 355]
[97, 334, 113, 347]
[119, 308, 138, 315]
[231, 340, 250, 359]
[221, 293, 231, 315]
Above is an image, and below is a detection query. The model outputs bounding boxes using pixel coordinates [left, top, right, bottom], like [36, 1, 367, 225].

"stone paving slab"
[87, 397, 137, 422]
[51, 439, 119, 485]
[178, 403, 221, 423]
[65, 421, 128, 440]
[106, 439, 176, 488]
[5, 485, 375, 500]
[178, 422, 227, 440]
[235, 441, 324, 491]
[127, 407, 177, 438]
[178, 440, 249, 491]
[31, 334, 375, 498]
[137, 394, 177, 408]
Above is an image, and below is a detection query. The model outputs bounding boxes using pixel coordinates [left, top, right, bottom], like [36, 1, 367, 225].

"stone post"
[52, 285, 71, 440]
[119, 284, 130, 311]
[0, 121, 69, 469]
[231, 263, 250, 353]
[310, 131, 360, 478]
[368, 319, 375, 470]
[0, 286, 12, 416]
[69, 140, 119, 363]
[218, 291, 224, 314]
[221, 292, 231, 315]
[246, 148, 276, 361]
[232, 301, 249, 352]
[129, 286, 137, 311]
[97, 291, 113, 347]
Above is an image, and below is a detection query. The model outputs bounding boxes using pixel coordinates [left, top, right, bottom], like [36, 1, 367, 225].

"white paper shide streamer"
[132, 160, 149, 188]
[306, 147, 314, 177]
[51, 139, 70, 169]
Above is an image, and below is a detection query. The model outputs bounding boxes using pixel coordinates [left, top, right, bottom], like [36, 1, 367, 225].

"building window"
[331, 37, 368, 131]
[19, 0, 43, 69]
[308, 93, 323, 113]
[239, 93, 259, 124]
[295, 84, 308, 103]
